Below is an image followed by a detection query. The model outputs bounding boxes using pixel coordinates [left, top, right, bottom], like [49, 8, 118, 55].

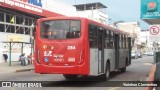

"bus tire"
[63, 74, 78, 80]
[120, 67, 126, 72]
[119, 59, 127, 72]
[103, 63, 110, 81]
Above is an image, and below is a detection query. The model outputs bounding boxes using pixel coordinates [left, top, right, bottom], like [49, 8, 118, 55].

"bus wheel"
[119, 60, 127, 72]
[120, 67, 126, 72]
[103, 63, 110, 81]
[63, 74, 78, 80]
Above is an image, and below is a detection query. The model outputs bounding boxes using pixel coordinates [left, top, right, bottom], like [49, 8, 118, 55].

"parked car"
[143, 52, 148, 55]
[137, 51, 143, 58]
[131, 51, 138, 59]
[147, 51, 154, 56]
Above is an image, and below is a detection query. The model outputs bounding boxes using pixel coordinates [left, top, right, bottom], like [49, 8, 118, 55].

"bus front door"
[98, 30, 105, 74]
[115, 34, 119, 69]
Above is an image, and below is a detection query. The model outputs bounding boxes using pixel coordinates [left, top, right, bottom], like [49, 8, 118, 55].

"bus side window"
[126, 36, 128, 48]
[110, 31, 115, 48]
[121, 35, 124, 48]
[119, 34, 121, 48]
[105, 30, 110, 48]
[124, 35, 126, 48]
[88, 24, 98, 48]
[66, 32, 71, 38]
[73, 31, 80, 38]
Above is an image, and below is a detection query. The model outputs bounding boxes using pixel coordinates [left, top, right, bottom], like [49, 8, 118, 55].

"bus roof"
[38, 16, 130, 36]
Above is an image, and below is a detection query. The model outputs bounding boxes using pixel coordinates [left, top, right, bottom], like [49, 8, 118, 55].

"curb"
[15, 68, 35, 72]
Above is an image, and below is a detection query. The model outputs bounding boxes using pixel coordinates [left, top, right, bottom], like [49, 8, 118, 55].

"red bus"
[34, 17, 132, 80]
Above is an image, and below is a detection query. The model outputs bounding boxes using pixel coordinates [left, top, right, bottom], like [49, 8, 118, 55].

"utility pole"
[30, 24, 34, 54]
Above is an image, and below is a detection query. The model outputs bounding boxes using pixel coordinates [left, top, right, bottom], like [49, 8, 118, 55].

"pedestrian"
[19, 54, 22, 61]
[27, 53, 33, 65]
[20, 53, 27, 66]
[145, 62, 160, 90]
[2, 46, 8, 63]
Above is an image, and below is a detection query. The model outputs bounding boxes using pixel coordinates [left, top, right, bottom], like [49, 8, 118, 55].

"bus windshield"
[40, 20, 81, 39]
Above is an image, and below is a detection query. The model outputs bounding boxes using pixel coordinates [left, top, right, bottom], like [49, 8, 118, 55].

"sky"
[61, 0, 149, 30]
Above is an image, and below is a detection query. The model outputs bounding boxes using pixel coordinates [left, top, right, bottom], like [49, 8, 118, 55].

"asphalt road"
[0, 55, 154, 90]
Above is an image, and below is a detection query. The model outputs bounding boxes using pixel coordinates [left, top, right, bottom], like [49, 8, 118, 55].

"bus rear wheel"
[102, 63, 110, 81]
[63, 74, 78, 80]
[119, 67, 126, 72]
[119, 60, 127, 72]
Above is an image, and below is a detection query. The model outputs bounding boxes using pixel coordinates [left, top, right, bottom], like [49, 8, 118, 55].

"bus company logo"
[53, 54, 64, 62]
[53, 54, 64, 59]
[43, 45, 47, 49]
[19, 0, 42, 7]
[44, 51, 52, 57]
[43, 45, 54, 49]
[2, 82, 12, 87]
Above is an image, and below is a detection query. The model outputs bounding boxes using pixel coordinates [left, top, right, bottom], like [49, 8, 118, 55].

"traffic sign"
[150, 25, 159, 35]
[149, 25, 160, 42]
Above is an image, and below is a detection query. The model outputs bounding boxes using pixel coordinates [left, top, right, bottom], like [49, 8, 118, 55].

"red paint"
[19, 0, 28, 2]
[23, 0, 28, 3]
[34, 17, 89, 75]
[34, 17, 129, 75]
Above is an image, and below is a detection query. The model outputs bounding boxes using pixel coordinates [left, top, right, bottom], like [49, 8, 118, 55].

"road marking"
[32, 77, 43, 80]
[10, 87, 16, 90]
[143, 63, 153, 66]
[109, 87, 121, 90]
[37, 78, 42, 80]
[32, 78, 38, 80]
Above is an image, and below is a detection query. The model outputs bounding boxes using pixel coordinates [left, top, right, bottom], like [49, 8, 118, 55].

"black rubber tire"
[103, 63, 110, 81]
[63, 74, 78, 80]
[119, 60, 127, 72]
[120, 67, 126, 72]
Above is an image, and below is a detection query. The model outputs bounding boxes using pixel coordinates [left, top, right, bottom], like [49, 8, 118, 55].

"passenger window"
[105, 30, 110, 48]
[110, 31, 115, 48]
[88, 24, 98, 48]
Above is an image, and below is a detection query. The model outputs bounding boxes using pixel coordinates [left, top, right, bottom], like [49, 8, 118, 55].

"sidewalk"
[0, 61, 34, 74]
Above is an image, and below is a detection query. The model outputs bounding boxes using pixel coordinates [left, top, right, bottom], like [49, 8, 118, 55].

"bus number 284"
[67, 46, 76, 50]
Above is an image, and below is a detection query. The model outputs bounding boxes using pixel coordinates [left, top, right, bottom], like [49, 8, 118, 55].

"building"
[141, 0, 160, 51]
[0, 0, 77, 62]
[118, 22, 140, 37]
[118, 22, 142, 51]
[139, 29, 154, 52]
[74, 2, 108, 25]
[0, 1, 109, 63]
